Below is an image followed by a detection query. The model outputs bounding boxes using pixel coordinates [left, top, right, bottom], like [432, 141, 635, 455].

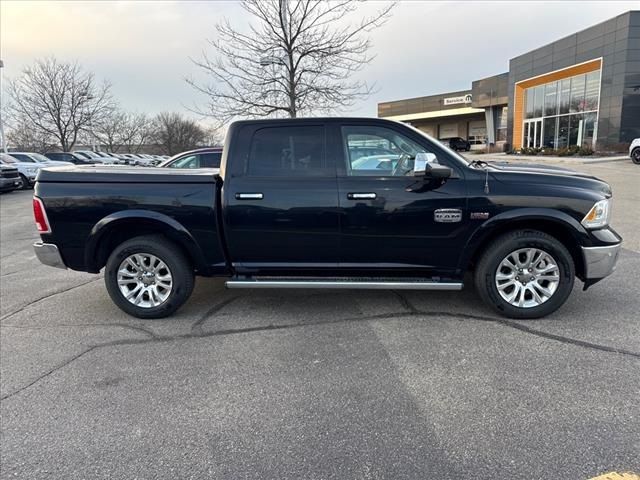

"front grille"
[1, 169, 19, 179]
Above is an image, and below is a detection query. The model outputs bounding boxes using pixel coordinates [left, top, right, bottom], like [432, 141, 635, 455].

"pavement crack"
[391, 290, 419, 313]
[3, 306, 638, 402]
[0, 278, 102, 322]
[1, 322, 158, 339]
[494, 317, 640, 359]
[1, 346, 99, 401]
[190, 296, 239, 335]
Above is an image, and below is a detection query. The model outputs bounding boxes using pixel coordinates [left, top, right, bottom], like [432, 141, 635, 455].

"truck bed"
[35, 165, 226, 274]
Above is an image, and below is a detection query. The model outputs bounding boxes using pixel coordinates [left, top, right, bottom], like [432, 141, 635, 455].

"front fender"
[458, 207, 590, 271]
[85, 209, 208, 273]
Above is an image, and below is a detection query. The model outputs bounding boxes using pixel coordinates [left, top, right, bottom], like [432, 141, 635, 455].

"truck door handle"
[236, 193, 264, 200]
[347, 192, 376, 200]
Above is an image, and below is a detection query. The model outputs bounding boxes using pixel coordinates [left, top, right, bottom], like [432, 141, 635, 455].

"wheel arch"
[85, 210, 209, 274]
[460, 209, 589, 279]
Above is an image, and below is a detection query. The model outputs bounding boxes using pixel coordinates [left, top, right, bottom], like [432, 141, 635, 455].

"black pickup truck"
[33, 118, 621, 319]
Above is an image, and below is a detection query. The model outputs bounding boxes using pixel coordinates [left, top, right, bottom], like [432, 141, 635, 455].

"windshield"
[0, 153, 17, 164]
[32, 153, 53, 163]
[403, 123, 472, 167]
[74, 152, 92, 159]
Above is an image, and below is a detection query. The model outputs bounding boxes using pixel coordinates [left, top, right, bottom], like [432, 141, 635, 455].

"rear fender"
[85, 210, 208, 273]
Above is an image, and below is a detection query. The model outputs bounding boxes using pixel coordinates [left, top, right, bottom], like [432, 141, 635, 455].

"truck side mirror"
[413, 152, 451, 179]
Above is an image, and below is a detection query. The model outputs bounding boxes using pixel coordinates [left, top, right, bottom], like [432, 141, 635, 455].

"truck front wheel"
[474, 230, 575, 319]
[105, 235, 195, 319]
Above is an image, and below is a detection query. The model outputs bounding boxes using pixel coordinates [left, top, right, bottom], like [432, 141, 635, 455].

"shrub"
[578, 146, 594, 156]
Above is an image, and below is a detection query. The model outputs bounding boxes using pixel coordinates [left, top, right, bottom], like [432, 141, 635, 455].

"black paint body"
[35, 118, 621, 282]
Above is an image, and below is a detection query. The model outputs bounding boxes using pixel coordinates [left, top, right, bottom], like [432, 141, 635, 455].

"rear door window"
[200, 152, 222, 168]
[247, 126, 329, 177]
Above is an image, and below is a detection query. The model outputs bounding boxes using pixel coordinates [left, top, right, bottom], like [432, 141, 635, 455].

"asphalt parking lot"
[1, 159, 639, 479]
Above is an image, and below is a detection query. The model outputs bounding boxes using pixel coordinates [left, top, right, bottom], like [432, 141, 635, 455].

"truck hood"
[484, 161, 612, 197]
[485, 161, 598, 179]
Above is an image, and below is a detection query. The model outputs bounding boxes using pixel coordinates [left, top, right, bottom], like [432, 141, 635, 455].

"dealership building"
[378, 11, 640, 151]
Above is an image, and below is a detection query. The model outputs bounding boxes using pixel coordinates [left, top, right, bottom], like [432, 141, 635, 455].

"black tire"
[474, 230, 575, 319]
[104, 235, 194, 319]
[19, 174, 30, 190]
[632, 148, 640, 165]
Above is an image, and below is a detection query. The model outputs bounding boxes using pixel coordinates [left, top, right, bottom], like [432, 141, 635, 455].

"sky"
[1, 0, 638, 124]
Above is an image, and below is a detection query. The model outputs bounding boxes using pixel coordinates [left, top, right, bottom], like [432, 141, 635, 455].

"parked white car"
[0, 153, 41, 189]
[9, 151, 72, 167]
[629, 138, 640, 165]
[3, 152, 72, 189]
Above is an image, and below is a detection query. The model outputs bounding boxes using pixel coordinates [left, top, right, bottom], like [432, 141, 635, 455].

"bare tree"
[94, 109, 153, 153]
[92, 109, 127, 153]
[8, 57, 114, 152]
[188, 0, 394, 123]
[6, 115, 57, 153]
[152, 112, 206, 155]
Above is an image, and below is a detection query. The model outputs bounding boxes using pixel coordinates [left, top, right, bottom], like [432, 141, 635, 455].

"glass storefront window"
[570, 74, 585, 113]
[568, 114, 582, 145]
[544, 81, 558, 116]
[496, 106, 508, 143]
[525, 88, 535, 119]
[521, 69, 600, 148]
[584, 71, 600, 112]
[543, 117, 557, 148]
[559, 79, 571, 115]
[557, 115, 569, 148]
[582, 112, 597, 147]
[533, 85, 544, 118]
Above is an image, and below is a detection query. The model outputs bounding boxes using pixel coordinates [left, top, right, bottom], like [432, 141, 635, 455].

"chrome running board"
[226, 279, 463, 290]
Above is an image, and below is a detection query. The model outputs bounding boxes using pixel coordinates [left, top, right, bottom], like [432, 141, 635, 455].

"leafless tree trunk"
[152, 112, 206, 155]
[8, 57, 114, 152]
[188, 0, 394, 123]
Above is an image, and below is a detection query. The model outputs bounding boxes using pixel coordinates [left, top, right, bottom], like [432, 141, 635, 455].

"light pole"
[80, 91, 96, 151]
[259, 55, 288, 117]
[0, 59, 7, 153]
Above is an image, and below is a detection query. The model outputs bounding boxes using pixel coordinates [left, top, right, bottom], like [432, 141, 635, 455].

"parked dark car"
[0, 164, 21, 192]
[159, 147, 223, 169]
[44, 152, 97, 165]
[443, 137, 471, 151]
[33, 118, 621, 320]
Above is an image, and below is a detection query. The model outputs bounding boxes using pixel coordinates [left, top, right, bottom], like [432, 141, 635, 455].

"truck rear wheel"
[104, 235, 194, 319]
[474, 230, 575, 319]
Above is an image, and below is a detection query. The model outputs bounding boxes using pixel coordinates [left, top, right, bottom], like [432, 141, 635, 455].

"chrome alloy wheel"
[495, 248, 560, 308]
[117, 253, 173, 308]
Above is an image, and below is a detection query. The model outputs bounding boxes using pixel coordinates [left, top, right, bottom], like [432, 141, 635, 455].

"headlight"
[581, 199, 611, 229]
[26, 168, 37, 175]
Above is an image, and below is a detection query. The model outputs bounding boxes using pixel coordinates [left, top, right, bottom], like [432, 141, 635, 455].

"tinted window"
[11, 154, 34, 163]
[201, 152, 222, 168]
[247, 126, 327, 177]
[341, 125, 427, 177]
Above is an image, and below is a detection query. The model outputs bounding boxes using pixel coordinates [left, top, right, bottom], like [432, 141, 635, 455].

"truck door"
[335, 123, 468, 276]
[223, 123, 339, 273]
